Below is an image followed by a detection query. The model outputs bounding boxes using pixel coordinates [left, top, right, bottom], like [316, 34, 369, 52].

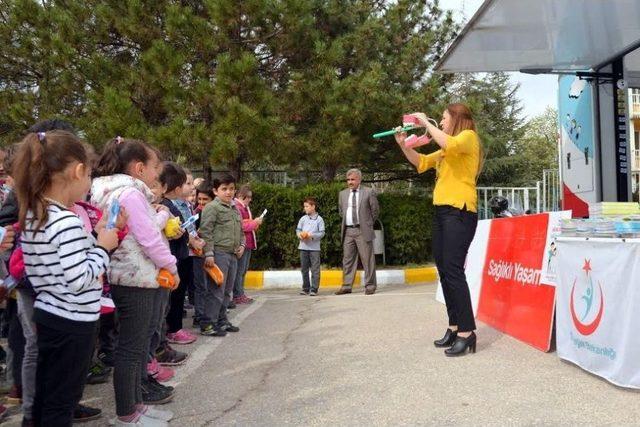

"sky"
[439, 0, 558, 119]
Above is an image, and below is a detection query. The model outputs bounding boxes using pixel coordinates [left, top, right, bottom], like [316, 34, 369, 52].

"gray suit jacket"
[339, 186, 380, 242]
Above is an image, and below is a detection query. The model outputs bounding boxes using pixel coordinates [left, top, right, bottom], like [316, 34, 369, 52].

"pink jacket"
[91, 174, 177, 288]
[234, 199, 258, 250]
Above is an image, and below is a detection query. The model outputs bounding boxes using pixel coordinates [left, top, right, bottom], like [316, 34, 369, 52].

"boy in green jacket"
[198, 174, 245, 336]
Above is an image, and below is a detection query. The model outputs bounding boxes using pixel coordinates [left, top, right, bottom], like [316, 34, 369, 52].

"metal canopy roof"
[435, 0, 640, 74]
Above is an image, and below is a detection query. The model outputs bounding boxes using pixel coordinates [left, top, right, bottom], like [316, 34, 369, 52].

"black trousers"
[98, 310, 117, 357]
[7, 298, 25, 388]
[166, 257, 193, 333]
[432, 205, 478, 332]
[33, 320, 97, 427]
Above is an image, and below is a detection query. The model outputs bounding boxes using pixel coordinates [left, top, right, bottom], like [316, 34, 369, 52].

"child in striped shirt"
[13, 130, 120, 426]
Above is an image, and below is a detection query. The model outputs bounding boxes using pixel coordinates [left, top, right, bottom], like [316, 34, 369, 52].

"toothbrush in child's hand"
[106, 200, 120, 230]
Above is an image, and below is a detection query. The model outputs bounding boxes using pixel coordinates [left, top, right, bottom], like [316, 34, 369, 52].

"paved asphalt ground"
[3, 282, 639, 426]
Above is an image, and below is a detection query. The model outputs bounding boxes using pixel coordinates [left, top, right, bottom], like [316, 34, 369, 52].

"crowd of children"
[0, 119, 272, 426]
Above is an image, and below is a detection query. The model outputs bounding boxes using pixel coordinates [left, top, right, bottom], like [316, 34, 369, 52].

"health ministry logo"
[570, 259, 604, 336]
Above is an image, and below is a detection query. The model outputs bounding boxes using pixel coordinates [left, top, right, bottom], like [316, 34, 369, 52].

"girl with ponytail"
[91, 137, 177, 426]
[13, 131, 120, 425]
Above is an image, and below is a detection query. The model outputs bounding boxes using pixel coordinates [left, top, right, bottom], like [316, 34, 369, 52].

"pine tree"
[267, 0, 458, 181]
[449, 72, 526, 186]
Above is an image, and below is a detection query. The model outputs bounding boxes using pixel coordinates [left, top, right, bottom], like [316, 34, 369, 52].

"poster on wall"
[559, 76, 597, 218]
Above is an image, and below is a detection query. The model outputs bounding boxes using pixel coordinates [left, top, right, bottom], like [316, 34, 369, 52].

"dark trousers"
[187, 256, 196, 305]
[193, 257, 206, 323]
[432, 205, 478, 333]
[7, 298, 25, 388]
[111, 286, 155, 417]
[33, 320, 97, 426]
[98, 311, 117, 358]
[166, 257, 193, 333]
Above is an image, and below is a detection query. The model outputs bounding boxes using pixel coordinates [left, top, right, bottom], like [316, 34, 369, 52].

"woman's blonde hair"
[446, 103, 484, 182]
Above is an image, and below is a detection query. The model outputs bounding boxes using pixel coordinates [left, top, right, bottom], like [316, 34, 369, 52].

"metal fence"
[542, 168, 561, 213]
[477, 184, 541, 220]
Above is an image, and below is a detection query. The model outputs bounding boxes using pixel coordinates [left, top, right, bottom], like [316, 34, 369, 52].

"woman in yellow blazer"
[394, 103, 481, 357]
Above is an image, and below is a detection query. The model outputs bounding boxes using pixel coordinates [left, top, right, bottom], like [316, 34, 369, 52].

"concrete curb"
[244, 267, 437, 290]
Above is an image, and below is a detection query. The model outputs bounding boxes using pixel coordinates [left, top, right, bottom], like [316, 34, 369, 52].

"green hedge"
[249, 183, 434, 269]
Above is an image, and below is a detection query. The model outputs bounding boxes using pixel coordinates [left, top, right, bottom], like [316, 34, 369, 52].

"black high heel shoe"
[444, 332, 476, 357]
[434, 328, 457, 348]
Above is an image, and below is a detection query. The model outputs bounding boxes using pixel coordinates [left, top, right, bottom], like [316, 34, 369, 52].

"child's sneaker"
[166, 329, 197, 345]
[98, 351, 115, 367]
[147, 375, 174, 393]
[86, 361, 112, 384]
[200, 324, 227, 337]
[147, 358, 174, 382]
[309, 291, 318, 296]
[73, 403, 102, 422]
[114, 413, 168, 426]
[155, 344, 187, 366]
[238, 295, 254, 304]
[141, 378, 174, 405]
[220, 322, 240, 333]
[7, 383, 22, 404]
[142, 406, 174, 422]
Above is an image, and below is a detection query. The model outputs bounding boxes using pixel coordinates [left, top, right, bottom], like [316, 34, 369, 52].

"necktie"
[351, 190, 358, 226]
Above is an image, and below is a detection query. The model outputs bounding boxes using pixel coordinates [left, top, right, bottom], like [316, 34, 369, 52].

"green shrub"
[248, 183, 434, 269]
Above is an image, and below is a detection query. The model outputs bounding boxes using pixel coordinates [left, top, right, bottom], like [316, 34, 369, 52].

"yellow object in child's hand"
[300, 231, 310, 240]
[164, 217, 182, 238]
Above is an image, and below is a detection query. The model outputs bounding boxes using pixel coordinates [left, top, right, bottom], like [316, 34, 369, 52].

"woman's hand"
[411, 112, 430, 127]
[412, 111, 448, 149]
[393, 127, 407, 146]
[205, 256, 216, 267]
[393, 127, 421, 168]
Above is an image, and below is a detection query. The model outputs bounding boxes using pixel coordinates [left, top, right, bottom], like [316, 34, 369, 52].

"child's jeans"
[300, 250, 321, 293]
[233, 249, 252, 298]
[201, 251, 238, 329]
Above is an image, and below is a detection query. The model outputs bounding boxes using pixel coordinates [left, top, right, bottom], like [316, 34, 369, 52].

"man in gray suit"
[336, 168, 380, 295]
